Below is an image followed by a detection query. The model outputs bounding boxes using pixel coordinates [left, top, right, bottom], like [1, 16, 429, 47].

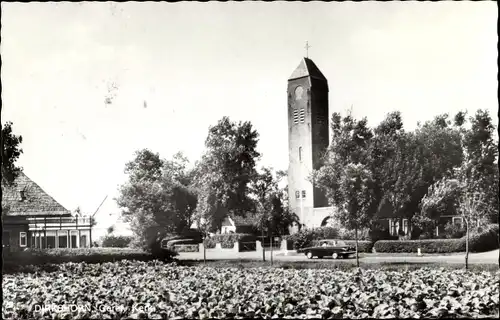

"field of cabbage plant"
[2, 260, 499, 319]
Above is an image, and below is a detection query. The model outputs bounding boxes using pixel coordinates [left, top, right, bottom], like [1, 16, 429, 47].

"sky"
[1, 2, 497, 239]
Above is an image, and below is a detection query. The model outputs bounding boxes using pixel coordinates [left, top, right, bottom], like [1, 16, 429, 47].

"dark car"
[298, 239, 356, 259]
[160, 229, 203, 250]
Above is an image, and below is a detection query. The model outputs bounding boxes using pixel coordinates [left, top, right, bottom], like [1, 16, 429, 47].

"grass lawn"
[177, 258, 500, 272]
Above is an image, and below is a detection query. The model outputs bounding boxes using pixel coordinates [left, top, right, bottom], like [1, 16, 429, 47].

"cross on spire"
[305, 41, 311, 58]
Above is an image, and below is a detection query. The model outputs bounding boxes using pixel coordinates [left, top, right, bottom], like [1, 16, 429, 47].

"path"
[177, 249, 499, 265]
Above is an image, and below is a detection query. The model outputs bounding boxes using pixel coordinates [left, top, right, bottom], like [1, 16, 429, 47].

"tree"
[314, 112, 374, 211]
[417, 178, 461, 238]
[367, 111, 408, 232]
[419, 171, 490, 269]
[459, 109, 498, 224]
[116, 149, 197, 250]
[332, 163, 375, 267]
[1, 121, 23, 186]
[1, 121, 24, 216]
[383, 114, 463, 237]
[249, 167, 298, 262]
[194, 117, 261, 231]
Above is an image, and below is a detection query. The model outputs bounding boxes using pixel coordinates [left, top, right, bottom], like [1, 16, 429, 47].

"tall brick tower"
[287, 57, 330, 228]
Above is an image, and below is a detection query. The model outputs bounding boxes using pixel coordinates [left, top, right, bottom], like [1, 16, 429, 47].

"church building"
[287, 57, 335, 229]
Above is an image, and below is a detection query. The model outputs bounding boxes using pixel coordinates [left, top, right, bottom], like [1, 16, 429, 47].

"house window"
[58, 230, 68, 248]
[452, 217, 463, 226]
[19, 190, 26, 201]
[295, 191, 300, 199]
[19, 232, 27, 247]
[402, 219, 409, 235]
[299, 147, 302, 162]
[70, 231, 78, 248]
[389, 219, 399, 236]
[301, 190, 306, 198]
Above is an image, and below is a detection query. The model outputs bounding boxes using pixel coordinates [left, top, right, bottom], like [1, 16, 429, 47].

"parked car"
[160, 229, 203, 250]
[298, 239, 356, 259]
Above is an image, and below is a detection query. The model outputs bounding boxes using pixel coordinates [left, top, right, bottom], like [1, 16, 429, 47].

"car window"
[337, 240, 346, 246]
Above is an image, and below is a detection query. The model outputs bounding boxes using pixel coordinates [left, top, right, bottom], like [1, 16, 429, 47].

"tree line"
[313, 109, 498, 266]
[115, 117, 297, 249]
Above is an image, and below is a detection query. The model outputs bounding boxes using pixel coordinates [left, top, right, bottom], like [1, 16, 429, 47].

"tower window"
[295, 191, 300, 199]
[302, 190, 306, 198]
[299, 147, 302, 162]
[293, 110, 299, 124]
[299, 109, 305, 123]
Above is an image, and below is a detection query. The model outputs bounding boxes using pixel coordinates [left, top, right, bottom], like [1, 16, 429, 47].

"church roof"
[288, 57, 327, 81]
[2, 171, 71, 217]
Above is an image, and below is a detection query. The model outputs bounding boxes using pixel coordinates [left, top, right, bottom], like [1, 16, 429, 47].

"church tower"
[287, 57, 330, 228]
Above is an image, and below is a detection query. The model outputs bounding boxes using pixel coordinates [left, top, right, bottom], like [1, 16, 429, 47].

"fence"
[173, 239, 295, 254]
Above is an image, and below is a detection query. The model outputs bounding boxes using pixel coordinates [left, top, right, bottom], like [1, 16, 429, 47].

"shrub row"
[2, 247, 178, 273]
[374, 224, 499, 253]
[173, 244, 199, 253]
[341, 240, 374, 253]
[205, 233, 257, 249]
[101, 235, 134, 248]
[374, 239, 465, 253]
[284, 227, 340, 250]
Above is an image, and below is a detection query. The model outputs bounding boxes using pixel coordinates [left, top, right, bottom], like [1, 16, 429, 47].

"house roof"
[288, 57, 328, 81]
[1, 172, 71, 217]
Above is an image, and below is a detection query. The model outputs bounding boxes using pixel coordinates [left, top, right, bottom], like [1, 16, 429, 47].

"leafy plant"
[3, 261, 499, 319]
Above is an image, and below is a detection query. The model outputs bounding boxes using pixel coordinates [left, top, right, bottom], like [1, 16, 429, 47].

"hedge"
[373, 224, 499, 253]
[2, 247, 178, 273]
[101, 235, 133, 248]
[374, 239, 465, 253]
[341, 240, 374, 253]
[284, 227, 341, 250]
[173, 244, 199, 253]
[205, 233, 257, 249]
[468, 223, 499, 252]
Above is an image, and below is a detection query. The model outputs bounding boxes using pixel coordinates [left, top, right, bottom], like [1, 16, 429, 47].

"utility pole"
[89, 195, 108, 247]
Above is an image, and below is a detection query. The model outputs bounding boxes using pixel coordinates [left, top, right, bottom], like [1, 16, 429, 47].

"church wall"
[310, 78, 330, 208]
[287, 77, 314, 215]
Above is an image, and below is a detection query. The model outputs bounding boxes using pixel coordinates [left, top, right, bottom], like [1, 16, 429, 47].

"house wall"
[3, 224, 29, 249]
[30, 229, 90, 248]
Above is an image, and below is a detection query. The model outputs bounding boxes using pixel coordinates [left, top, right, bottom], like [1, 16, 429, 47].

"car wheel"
[332, 252, 338, 260]
[306, 251, 313, 259]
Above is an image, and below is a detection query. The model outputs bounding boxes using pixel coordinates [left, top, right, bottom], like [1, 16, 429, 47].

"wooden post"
[355, 225, 360, 268]
[261, 220, 266, 262]
[465, 218, 469, 270]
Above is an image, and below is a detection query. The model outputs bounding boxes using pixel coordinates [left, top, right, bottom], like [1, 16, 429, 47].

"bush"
[374, 239, 465, 253]
[173, 244, 199, 253]
[205, 233, 257, 249]
[373, 224, 499, 253]
[102, 235, 133, 248]
[338, 228, 371, 241]
[369, 221, 399, 241]
[2, 247, 178, 273]
[468, 223, 499, 252]
[341, 240, 373, 253]
[284, 227, 342, 250]
[443, 222, 466, 239]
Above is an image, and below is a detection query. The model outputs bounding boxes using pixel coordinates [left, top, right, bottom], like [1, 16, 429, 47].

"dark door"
[2, 231, 11, 249]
